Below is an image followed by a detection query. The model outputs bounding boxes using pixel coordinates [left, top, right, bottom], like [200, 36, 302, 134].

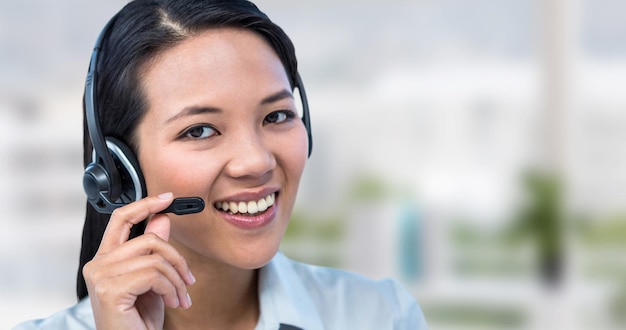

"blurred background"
[2, 0, 626, 328]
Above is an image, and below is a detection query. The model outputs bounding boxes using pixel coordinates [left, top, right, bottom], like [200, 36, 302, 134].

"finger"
[105, 265, 182, 309]
[145, 213, 170, 242]
[96, 253, 192, 309]
[97, 192, 174, 255]
[91, 232, 196, 286]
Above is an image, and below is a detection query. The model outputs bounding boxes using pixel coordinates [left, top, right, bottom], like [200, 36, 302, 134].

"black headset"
[82, 16, 313, 214]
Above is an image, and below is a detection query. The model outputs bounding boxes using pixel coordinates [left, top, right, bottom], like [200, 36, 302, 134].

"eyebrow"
[165, 106, 221, 124]
[164, 89, 294, 124]
[260, 89, 294, 105]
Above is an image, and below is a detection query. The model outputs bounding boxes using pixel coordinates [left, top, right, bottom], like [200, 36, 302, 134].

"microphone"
[157, 197, 205, 215]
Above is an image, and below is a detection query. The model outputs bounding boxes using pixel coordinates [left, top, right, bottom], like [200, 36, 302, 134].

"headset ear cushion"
[83, 162, 110, 203]
[105, 137, 146, 203]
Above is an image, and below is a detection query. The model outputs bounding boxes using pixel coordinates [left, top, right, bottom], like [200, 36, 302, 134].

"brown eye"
[264, 110, 295, 124]
[183, 125, 217, 139]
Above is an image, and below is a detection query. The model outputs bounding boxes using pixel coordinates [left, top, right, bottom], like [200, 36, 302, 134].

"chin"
[228, 242, 281, 270]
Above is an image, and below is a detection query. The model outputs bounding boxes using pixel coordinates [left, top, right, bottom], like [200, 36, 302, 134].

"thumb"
[145, 214, 171, 242]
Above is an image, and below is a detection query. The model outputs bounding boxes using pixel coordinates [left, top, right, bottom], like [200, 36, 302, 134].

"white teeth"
[266, 194, 274, 205]
[215, 193, 275, 215]
[247, 201, 258, 214]
[238, 201, 247, 213]
[257, 198, 268, 212]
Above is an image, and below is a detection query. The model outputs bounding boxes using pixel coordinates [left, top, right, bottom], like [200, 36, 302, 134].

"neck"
[163, 240, 260, 330]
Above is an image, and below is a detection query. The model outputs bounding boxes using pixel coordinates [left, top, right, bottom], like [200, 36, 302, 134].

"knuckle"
[145, 255, 185, 288]
[110, 207, 125, 219]
[147, 270, 169, 286]
[93, 283, 111, 299]
[81, 262, 93, 280]
[168, 251, 185, 266]
[147, 253, 168, 268]
[82, 260, 101, 281]
[143, 232, 162, 246]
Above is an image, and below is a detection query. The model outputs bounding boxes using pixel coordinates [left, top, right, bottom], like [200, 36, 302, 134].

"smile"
[214, 192, 276, 215]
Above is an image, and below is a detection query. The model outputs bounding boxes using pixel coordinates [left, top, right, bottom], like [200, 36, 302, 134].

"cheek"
[279, 127, 309, 181]
[139, 150, 219, 196]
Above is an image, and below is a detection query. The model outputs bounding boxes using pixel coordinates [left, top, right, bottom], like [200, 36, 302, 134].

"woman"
[16, 0, 427, 329]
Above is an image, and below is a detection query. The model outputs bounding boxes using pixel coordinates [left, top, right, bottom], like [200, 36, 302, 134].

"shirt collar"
[255, 252, 325, 330]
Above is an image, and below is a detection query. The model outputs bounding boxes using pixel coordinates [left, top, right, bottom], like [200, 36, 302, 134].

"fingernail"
[158, 192, 173, 200]
[186, 293, 193, 307]
[188, 270, 196, 285]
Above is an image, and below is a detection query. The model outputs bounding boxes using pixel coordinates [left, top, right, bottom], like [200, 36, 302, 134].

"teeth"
[215, 193, 275, 215]
[238, 201, 247, 213]
[257, 198, 268, 212]
[247, 201, 258, 214]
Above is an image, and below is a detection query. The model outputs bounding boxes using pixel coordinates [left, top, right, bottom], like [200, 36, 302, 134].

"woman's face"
[135, 28, 308, 269]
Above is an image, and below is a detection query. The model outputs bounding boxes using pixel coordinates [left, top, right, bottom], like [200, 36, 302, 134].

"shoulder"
[12, 298, 95, 330]
[275, 254, 428, 329]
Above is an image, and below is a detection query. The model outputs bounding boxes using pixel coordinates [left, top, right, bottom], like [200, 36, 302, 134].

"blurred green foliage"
[423, 303, 525, 328]
[577, 214, 626, 247]
[506, 171, 564, 285]
[507, 171, 563, 255]
[450, 222, 535, 278]
[283, 209, 345, 243]
[346, 173, 391, 202]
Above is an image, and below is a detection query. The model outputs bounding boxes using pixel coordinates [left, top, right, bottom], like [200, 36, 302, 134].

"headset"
[82, 15, 313, 215]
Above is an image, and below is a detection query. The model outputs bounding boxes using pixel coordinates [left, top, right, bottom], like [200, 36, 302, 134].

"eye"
[264, 110, 295, 124]
[180, 125, 218, 140]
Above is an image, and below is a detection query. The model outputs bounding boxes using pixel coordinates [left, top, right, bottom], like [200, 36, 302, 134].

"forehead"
[138, 28, 290, 112]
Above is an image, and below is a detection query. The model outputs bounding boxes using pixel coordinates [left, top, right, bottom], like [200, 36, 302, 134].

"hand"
[82, 192, 196, 330]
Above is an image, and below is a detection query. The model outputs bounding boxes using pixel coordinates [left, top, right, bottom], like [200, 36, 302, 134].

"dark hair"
[77, 0, 299, 300]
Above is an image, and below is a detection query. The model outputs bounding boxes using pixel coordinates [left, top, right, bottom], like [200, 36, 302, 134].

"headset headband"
[296, 73, 313, 157]
[84, 16, 123, 201]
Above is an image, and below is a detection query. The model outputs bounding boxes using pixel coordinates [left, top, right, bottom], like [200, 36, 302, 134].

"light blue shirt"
[15, 252, 428, 329]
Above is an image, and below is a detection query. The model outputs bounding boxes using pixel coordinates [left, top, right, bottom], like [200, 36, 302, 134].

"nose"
[224, 133, 276, 180]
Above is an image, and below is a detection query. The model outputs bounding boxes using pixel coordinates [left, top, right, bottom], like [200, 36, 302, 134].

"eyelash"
[179, 124, 218, 140]
[264, 109, 296, 124]
[178, 110, 296, 141]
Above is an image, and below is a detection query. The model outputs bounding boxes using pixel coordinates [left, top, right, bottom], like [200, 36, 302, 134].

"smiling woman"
[13, 0, 427, 329]
[136, 28, 308, 273]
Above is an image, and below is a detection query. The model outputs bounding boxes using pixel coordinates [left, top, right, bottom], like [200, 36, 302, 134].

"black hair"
[77, 0, 299, 300]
